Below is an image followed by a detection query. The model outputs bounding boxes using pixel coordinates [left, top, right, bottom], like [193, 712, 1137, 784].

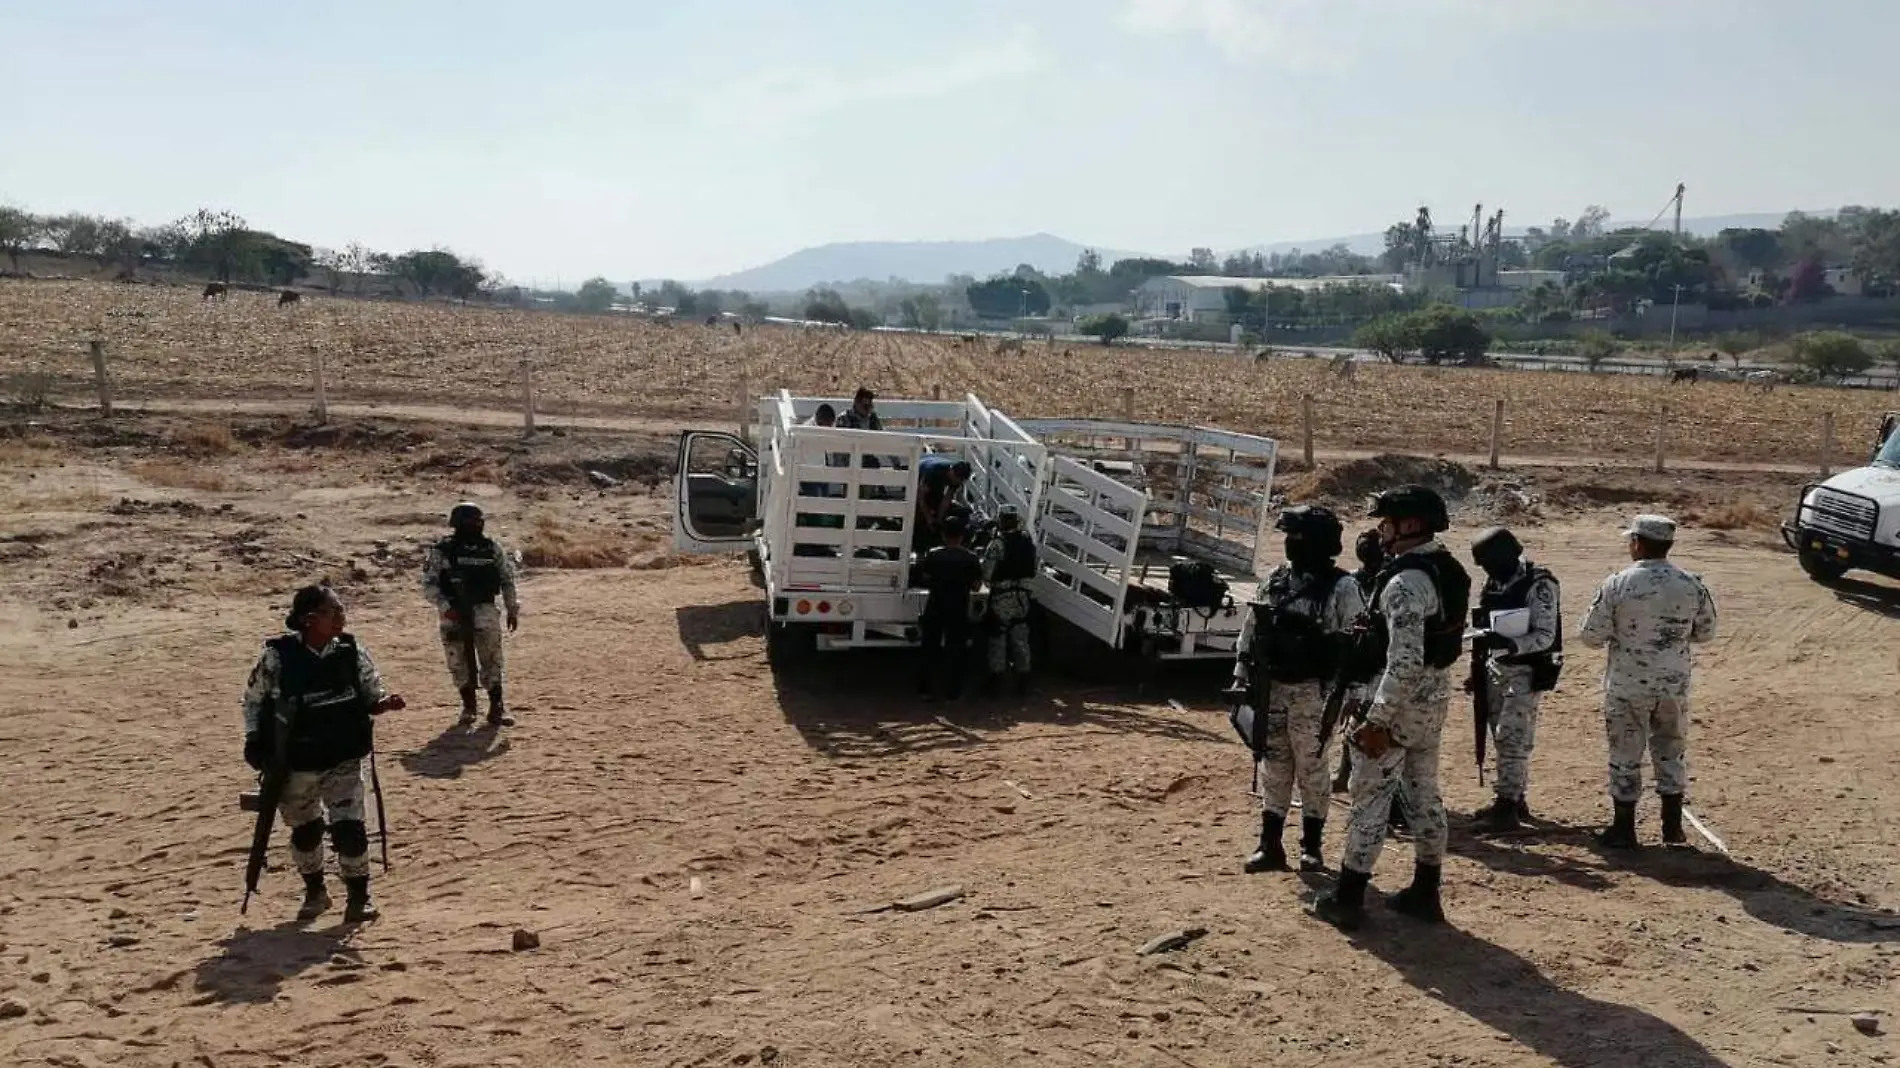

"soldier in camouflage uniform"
[422, 503, 521, 727]
[981, 505, 1038, 695]
[241, 585, 405, 922]
[1312, 486, 1469, 931]
[1233, 506, 1365, 874]
[1577, 514, 1718, 848]
[1469, 527, 1563, 832]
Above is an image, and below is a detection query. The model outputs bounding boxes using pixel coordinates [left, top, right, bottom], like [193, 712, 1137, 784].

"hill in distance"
[681, 210, 1837, 293]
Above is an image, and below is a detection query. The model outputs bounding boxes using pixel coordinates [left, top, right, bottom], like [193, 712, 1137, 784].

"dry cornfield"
[3, 279, 1894, 465]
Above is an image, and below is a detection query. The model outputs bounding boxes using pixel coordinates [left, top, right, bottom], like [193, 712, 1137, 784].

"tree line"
[0, 203, 503, 302]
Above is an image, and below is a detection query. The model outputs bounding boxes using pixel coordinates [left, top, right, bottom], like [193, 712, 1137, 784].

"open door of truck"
[674, 430, 759, 554]
[1031, 455, 1148, 649]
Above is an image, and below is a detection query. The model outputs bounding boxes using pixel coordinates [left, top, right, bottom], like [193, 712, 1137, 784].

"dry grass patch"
[132, 459, 233, 492]
[170, 420, 236, 456]
[0, 434, 62, 467]
[519, 516, 629, 569]
[1682, 499, 1779, 532]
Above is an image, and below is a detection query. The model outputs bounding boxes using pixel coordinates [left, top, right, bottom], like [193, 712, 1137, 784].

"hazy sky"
[4, 0, 1896, 284]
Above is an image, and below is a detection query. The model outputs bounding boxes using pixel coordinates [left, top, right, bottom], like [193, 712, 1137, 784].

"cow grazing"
[995, 338, 1024, 356]
[1746, 370, 1784, 393]
[1669, 367, 1699, 384]
[732, 321, 742, 336]
[278, 290, 301, 307]
[202, 282, 228, 302]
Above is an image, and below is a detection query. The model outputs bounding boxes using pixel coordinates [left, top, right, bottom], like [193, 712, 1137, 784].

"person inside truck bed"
[838, 388, 882, 431]
[795, 403, 845, 556]
[913, 456, 972, 554]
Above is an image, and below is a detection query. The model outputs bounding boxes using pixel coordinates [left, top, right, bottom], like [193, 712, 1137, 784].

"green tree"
[1407, 304, 1492, 366]
[1716, 227, 1783, 271]
[1849, 208, 1900, 289]
[1880, 340, 1900, 390]
[1794, 331, 1872, 382]
[0, 206, 42, 271]
[1714, 331, 1757, 369]
[1577, 330, 1618, 373]
[1354, 313, 1416, 362]
[577, 277, 618, 312]
[1080, 313, 1130, 345]
[898, 293, 943, 331]
[804, 287, 852, 324]
[175, 209, 251, 282]
[1188, 247, 1217, 271]
[42, 213, 104, 260]
[965, 275, 1050, 319]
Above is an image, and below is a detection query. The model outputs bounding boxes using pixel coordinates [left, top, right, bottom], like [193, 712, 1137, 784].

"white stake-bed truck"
[1782, 411, 1900, 583]
[673, 391, 1278, 675]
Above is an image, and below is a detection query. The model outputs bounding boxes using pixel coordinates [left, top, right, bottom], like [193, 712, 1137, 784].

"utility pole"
[1668, 284, 1685, 348]
[1673, 183, 1685, 240]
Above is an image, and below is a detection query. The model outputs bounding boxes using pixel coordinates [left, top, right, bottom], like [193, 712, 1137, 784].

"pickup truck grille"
[1805, 487, 1878, 542]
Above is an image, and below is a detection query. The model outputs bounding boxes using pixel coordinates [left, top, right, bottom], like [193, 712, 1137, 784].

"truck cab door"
[674, 431, 759, 554]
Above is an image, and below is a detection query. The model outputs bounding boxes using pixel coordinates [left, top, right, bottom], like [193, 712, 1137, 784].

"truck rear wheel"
[1798, 549, 1849, 583]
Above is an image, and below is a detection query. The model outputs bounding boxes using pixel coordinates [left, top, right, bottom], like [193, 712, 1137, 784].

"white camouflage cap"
[1622, 514, 1677, 542]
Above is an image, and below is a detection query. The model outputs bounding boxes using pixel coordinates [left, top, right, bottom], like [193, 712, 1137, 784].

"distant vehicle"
[1782, 412, 1900, 582]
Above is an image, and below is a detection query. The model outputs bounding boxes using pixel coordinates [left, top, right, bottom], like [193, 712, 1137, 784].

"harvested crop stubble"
[3, 280, 1890, 465]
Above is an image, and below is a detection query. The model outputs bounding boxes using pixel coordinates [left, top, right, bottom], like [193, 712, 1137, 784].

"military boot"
[1660, 794, 1688, 846]
[1309, 867, 1371, 931]
[1013, 672, 1031, 697]
[1475, 795, 1521, 833]
[1596, 800, 1639, 849]
[342, 876, 379, 923]
[456, 686, 478, 727]
[1244, 813, 1288, 873]
[295, 873, 331, 923]
[1389, 862, 1446, 924]
[1515, 796, 1534, 824]
[487, 686, 514, 728]
[1298, 816, 1326, 872]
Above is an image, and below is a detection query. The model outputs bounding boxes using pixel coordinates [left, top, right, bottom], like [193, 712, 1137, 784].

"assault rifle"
[1469, 608, 1493, 785]
[1317, 614, 1373, 750]
[240, 697, 300, 915]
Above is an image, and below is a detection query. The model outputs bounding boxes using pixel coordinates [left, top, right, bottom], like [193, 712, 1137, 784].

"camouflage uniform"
[241, 638, 388, 878]
[1238, 564, 1366, 824]
[1342, 542, 1454, 875]
[422, 539, 519, 689]
[1577, 557, 1718, 804]
[981, 535, 1035, 677]
[1482, 563, 1562, 802]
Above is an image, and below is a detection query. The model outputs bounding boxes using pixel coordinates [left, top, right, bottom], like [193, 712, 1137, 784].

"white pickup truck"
[672, 391, 1280, 676]
[1781, 411, 1900, 582]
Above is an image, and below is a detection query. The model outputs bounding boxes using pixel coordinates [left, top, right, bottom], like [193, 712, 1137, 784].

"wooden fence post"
[1821, 411, 1835, 477]
[310, 345, 328, 424]
[1121, 386, 1136, 452]
[89, 340, 112, 417]
[736, 373, 749, 443]
[519, 356, 535, 436]
[932, 384, 942, 401]
[1653, 403, 1667, 474]
[1488, 398, 1505, 469]
[1301, 394, 1315, 469]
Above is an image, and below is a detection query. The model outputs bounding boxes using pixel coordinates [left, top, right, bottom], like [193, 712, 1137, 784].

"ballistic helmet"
[1367, 484, 1449, 533]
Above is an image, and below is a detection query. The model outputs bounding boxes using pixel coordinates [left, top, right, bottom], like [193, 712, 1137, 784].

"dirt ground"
[3, 407, 1898, 1068]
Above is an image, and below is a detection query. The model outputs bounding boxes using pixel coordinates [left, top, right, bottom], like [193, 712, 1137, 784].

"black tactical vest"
[438, 535, 504, 603]
[269, 634, 373, 772]
[1248, 566, 1348, 685]
[991, 531, 1037, 583]
[1478, 564, 1564, 691]
[1355, 548, 1470, 678]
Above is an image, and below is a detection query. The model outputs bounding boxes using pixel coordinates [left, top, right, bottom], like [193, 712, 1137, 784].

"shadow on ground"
[1345, 913, 1733, 1068]
[193, 921, 364, 1004]
[397, 722, 511, 780]
[1830, 575, 1900, 620]
[675, 601, 764, 662]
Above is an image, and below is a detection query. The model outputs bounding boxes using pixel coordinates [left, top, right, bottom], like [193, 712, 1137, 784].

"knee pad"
[289, 819, 327, 852]
[329, 819, 369, 858]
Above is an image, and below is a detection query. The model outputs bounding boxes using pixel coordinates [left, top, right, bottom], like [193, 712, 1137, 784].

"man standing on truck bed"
[423, 502, 521, 728]
[1577, 514, 1718, 849]
[1312, 486, 1469, 931]
[916, 513, 983, 701]
[837, 387, 883, 431]
[914, 455, 972, 553]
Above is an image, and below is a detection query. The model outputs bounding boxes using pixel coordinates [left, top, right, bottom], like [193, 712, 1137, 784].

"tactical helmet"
[1367, 484, 1449, 533]
[1274, 504, 1344, 558]
[996, 503, 1022, 529]
[449, 501, 484, 526]
[1471, 526, 1523, 568]
[1354, 527, 1385, 569]
[941, 512, 969, 537]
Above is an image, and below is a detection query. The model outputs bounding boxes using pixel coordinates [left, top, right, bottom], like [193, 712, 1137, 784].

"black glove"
[243, 731, 268, 771]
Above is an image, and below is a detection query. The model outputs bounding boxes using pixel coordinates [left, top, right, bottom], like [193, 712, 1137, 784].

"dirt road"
[2, 411, 1895, 1066]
